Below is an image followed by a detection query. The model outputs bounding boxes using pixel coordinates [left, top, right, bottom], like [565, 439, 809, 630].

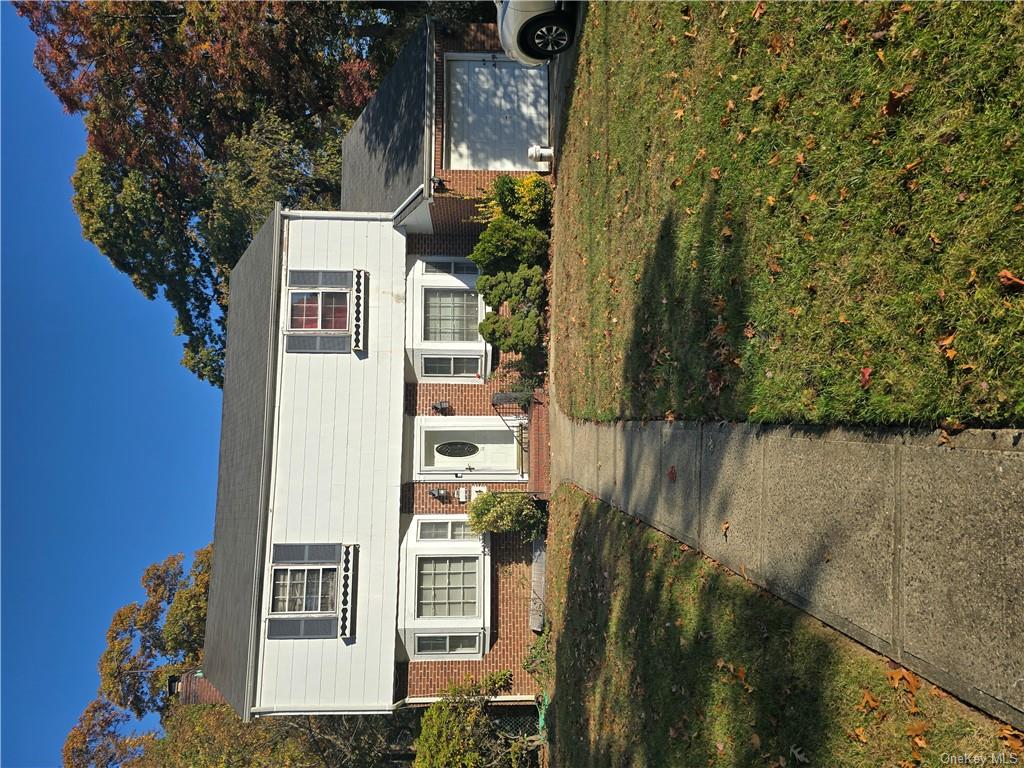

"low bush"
[467, 492, 546, 539]
[481, 174, 553, 231]
[477, 265, 546, 313]
[469, 217, 549, 276]
[414, 672, 538, 768]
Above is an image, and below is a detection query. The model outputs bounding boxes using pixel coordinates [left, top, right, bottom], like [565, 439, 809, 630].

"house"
[203, 19, 552, 720]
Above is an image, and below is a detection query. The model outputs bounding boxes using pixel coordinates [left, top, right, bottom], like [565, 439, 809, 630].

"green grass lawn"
[540, 485, 1014, 768]
[551, 2, 1024, 426]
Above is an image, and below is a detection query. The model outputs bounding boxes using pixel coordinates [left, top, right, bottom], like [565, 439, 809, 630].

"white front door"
[447, 57, 549, 170]
[423, 428, 519, 473]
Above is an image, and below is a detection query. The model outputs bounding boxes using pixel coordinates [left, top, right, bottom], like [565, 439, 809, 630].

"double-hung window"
[271, 567, 337, 613]
[423, 288, 479, 342]
[289, 291, 349, 332]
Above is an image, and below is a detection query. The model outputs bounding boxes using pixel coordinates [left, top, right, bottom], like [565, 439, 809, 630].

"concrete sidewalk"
[548, 403, 1024, 728]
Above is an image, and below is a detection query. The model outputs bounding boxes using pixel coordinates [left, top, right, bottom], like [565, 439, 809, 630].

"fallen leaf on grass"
[671, 176, 684, 189]
[752, 1, 766, 21]
[790, 745, 810, 764]
[748, 85, 764, 102]
[858, 689, 881, 712]
[710, 166, 722, 180]
[886, 668, 921, 695]
[928, 685, 949, 699]
[673, 108, 686, 121]
[750, 733, 762, 750]
[882, 83, 913, 116]
[850, 727, 869, 743]
[860, 367, 873, 390]
[906, 721, 929, 738]
[998, 269, 1024, 289]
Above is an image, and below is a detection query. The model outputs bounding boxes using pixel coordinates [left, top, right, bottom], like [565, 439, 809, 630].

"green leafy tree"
[16, 2, 492, 385]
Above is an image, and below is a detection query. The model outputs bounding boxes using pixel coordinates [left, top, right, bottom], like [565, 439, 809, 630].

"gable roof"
[340, 19, 434, 214]
[203, 205, 282, 719]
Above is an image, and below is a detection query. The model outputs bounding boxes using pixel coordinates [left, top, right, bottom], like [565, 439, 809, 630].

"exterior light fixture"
[428, 488, 450, 502]
[431, 400, 450, 414]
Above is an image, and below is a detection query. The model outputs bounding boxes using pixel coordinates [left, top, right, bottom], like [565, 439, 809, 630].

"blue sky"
[2, 7, 222, 767]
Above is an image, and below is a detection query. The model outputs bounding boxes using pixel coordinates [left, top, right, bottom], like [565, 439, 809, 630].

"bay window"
[423, 288, 479, 342]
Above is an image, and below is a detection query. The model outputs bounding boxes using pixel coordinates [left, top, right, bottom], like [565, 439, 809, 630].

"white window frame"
[421, 286, 482, 343]
[269, 565, 339, 615]
[415, 555, 481, 619]
[420, 355, 482, 379]
[398, 514, 491, 661]
[414, 633, 481, 656]
[286, 289, 351, 334]
[417, 518, 477, 541]
[406, 256, 490, 384]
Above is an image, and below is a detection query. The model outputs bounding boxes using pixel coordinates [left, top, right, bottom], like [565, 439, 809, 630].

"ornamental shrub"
[479, 310, 543, 355]
[476, 265, 546, 313]
[469, 217, 549, 275]
[413, 672, 524, 768]
[479, 174, 553, 232]
[467, 492, 546, 539]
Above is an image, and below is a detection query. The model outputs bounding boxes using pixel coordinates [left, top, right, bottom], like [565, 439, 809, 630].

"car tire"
[519, 13, 574, 59]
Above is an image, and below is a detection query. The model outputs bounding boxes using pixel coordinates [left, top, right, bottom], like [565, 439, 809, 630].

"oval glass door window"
[436, 441, 480, 458]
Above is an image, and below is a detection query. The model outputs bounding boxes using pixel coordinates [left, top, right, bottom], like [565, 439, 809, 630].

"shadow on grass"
[545, 133, 850, 768]
[547, 490, 841, 767]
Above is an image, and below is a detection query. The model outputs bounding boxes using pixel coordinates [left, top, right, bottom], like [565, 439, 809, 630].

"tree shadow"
[545, 131, 854, 768]
[547, 488, 843, 767]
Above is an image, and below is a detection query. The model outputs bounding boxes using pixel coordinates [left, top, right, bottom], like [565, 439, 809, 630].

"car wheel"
[520, 14, 574, 59]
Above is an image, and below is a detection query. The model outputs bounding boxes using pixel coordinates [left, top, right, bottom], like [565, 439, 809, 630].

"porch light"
[428, 488, 450, 502]
[431, 400, 450, 414]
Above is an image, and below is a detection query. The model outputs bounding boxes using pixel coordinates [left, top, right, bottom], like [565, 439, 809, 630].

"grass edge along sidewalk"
[537, 484, 1019, 768]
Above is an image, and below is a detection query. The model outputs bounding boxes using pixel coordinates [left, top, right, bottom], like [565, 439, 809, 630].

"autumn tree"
[17, 1, 492, 385]
[63, 697, 152, 768]
[64, 546, 211, 767]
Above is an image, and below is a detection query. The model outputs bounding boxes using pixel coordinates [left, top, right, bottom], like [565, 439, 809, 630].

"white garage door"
[447, 58, 549, 171]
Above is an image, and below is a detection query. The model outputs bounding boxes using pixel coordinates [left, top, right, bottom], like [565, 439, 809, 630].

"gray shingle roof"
[340, 19, 433, 213]
[203, 205, 281, 720]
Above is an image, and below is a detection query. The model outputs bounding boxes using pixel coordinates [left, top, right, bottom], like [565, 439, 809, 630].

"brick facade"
[393, 21, 547, 703]
[401, 532, 539, 699]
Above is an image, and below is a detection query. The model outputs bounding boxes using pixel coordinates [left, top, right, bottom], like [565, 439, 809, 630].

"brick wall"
[401, 481, 531, 516]
[401, 532, 539, 699]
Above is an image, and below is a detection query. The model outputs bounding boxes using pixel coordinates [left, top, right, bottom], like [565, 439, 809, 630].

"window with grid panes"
[271, 567, 337, 613]
[289, 291, 348, 331]
[422, 356, 480, 377]
[418, 520, 477, 541]
[416, 557, 478, 617]
[423, 289, 479, 341]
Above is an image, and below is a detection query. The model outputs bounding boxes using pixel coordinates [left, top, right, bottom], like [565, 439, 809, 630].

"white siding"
[256, 215, 406, 712]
